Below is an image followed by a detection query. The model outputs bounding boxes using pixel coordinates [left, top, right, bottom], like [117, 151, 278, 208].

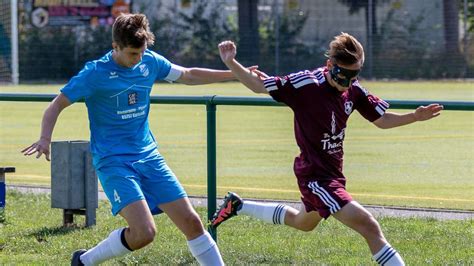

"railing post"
[206, 97, 217, 240]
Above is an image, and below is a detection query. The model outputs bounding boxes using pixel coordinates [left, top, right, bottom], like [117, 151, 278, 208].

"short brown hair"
[326, 32, 364, 65]
[112, 13, 155, 48]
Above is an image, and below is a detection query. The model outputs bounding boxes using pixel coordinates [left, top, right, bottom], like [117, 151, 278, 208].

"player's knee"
[143, 225, 157, 242]
[360, 214, 383, 239]
[295, 220, 319, 232]
[286, 212, 320, 232]
[133, 225, 156, 248]
[188, 214, 205, 233]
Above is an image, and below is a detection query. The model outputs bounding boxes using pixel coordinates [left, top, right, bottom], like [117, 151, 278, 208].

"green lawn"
[0, 192, 472, 265]
[1, 81, 473, 209]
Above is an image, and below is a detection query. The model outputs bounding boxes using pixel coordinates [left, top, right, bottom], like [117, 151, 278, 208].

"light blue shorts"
[96, 153, 187, 216]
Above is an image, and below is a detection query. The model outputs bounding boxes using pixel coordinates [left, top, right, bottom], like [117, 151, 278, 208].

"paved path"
[7, 185, 474, 221]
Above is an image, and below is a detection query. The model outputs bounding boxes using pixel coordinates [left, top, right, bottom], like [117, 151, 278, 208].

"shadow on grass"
[28, 225, 86, 242]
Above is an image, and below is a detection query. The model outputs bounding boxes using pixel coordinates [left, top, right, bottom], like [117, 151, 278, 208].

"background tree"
[237, 0, 260, 67]
[258, 8, 324, 75]
[337, 0, 390, 39]
[173, 0, 237, 68]
[444, 0, 461, 55]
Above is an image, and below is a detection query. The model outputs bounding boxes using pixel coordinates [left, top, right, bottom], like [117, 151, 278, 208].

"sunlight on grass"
[0, 192, 472, 265]
[1, 82, 473, 210]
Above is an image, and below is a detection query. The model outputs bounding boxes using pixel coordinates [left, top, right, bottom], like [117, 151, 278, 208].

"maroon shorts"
[297, 177, 353, 219]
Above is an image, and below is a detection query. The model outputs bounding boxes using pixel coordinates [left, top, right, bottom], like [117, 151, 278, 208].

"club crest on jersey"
[344, 101, 353, 115]
[139, 64, 149, 77]
[322, 111, 345, 154]
[128, 92, 138, 105]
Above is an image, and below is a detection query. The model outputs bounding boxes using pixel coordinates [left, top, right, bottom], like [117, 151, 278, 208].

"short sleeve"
[60, 62, 96, 103]
[353, 82, 390, 122]
[264, 70, 320, 108]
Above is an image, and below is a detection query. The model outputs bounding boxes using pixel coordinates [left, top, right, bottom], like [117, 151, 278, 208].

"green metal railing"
[2, 93, 474, 110]
[1, 93, 473, 239]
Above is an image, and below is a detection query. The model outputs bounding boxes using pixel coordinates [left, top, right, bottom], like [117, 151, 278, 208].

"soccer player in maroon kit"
[211, 33, 443, 265]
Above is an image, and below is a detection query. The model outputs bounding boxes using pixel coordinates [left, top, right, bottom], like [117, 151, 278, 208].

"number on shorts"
[113, 189, 121, 203]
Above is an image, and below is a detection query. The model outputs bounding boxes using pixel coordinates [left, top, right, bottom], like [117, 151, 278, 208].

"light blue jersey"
[61, 49, 187, 215]
[61, 49, 181, 169]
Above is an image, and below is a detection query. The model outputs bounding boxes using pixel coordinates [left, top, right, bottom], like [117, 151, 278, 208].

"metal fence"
[0, 0, 14, 83]
[1, 92, 473, 238]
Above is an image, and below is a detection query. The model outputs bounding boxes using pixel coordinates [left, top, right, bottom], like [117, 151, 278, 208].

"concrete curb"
[7, 184, 473, 221]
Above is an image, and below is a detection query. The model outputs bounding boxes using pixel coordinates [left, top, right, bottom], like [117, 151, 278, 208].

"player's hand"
[414, 103, 444, 121]
[252, 69, 269, 79]
[21, 138, 51, 161]
[218, 41, 237, 64]
[247, 65, 259, 72]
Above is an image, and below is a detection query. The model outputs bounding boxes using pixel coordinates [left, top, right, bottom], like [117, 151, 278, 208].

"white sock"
[187, 231, 224, 266]
[373, 243, 405, 266]
[80, 228, 132, 265]
[238, 201, 288, 224]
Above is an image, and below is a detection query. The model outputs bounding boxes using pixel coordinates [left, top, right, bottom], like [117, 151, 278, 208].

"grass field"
[1, 81, 473, 209]
[0, 192, 472, 265]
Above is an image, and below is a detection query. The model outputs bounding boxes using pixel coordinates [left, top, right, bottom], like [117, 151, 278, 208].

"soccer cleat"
[210, 192, 243, 228]
[71, 249, 87, 266]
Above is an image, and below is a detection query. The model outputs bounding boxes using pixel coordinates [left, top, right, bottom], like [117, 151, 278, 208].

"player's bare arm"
[218, 40, 268, 94]
[21, 93, 71, 161]
[176, 67, 235, 85]
[373, 103, 444, 129]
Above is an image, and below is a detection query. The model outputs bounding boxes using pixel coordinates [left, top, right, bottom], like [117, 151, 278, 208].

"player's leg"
[74, 200, 155, 266]
[283, 204, 323, 231]
[136, 154, 224, 266]
[332, 201, 405, 265]
[239, 200, 323, 231]
[211, 191, 322, 231]
[119, 200, 156, 249]
[159, 198, 224, 266]
[305, 178, 404, 265]
[72, 164, 151, 266]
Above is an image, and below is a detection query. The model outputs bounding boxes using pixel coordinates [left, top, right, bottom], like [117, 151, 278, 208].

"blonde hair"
[326, 32, 365, 65]
[112, 13, 155, 48]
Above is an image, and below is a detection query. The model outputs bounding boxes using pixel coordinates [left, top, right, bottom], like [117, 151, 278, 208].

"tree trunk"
[238, 0, 259, 66]
[443, 0, 460, 54]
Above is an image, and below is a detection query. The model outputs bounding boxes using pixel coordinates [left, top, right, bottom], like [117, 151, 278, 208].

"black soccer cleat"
[210, 192, 243, 229]
[71, 249, 87, 266]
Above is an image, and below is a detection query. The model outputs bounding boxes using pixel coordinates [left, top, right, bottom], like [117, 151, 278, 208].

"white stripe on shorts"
[308, 181, 341, 214]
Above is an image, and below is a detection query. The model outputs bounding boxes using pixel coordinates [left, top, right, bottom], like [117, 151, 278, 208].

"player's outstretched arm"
[218, 40, 268, 94]
[175, 64, 259, 85]
[21, 93, 71, 161]
[373, 103, 444, 129]
[176, 67, 235, 85]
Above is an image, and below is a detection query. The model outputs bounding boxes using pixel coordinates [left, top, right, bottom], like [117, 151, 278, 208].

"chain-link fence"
[2, 0, 473, 83]
[0, 1, 12, 83]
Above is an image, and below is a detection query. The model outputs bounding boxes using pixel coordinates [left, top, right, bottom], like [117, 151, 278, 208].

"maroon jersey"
[264, 67, 389, 181]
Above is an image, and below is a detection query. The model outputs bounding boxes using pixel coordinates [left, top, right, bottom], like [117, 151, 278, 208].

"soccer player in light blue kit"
[22, 13, 238, 265]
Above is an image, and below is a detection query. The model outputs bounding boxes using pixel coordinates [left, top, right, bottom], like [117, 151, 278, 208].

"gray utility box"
[51, 140, 98, 227]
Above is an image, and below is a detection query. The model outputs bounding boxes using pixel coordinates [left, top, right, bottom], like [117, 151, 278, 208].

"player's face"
[113, 43, 147, 68]
[327, 60, 362, 92]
